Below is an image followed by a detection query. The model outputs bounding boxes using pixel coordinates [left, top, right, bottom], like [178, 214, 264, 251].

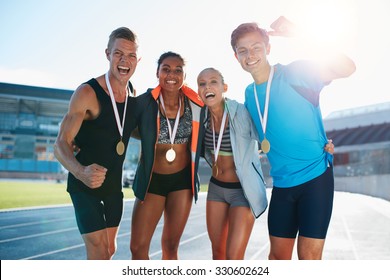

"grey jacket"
[199, 99, 268, 218]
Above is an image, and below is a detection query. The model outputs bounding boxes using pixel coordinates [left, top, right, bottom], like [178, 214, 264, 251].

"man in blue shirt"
[231, 16, 356, 259]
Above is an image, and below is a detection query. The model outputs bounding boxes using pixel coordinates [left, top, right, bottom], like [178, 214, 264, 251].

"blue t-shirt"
[245, 61, 333, 188]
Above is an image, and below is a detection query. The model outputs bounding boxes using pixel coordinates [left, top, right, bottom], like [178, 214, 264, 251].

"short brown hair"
[107, 27, 137, 51]
[230, 23, 269, 52]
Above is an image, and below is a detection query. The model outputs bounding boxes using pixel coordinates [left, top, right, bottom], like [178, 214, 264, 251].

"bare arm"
[54, 84, 107, 189]
[268, 16, 356, 83]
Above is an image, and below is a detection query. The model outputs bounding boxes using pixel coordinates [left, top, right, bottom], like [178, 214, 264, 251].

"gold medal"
[166, 148, 176, 163]
[254, 66, 274, 156]
[261, 138, 271, 154]
[159, 94, 181, 164]
[212, 163, 219, 177]
[116, 140, 125, 156]
[105, 73, 129, 158]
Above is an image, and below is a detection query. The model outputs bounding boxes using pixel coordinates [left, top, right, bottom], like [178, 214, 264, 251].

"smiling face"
[106, 38, 138, 84]
[234, 31, 270, 77]
[197, 68, 227, 108]
[157, 56, 185, 93]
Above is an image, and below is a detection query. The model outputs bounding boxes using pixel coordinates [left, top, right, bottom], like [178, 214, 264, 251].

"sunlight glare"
[300, 1, 357, 48]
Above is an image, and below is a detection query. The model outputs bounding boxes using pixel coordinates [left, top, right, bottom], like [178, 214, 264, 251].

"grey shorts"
[207, 177, 250, 208]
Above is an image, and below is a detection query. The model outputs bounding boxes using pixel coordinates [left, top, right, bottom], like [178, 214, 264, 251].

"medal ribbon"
[253, 65, 274, 138]
[159, 94, 181, 146]
[212, 107, 228, 164]
[105, 72, 129, 140]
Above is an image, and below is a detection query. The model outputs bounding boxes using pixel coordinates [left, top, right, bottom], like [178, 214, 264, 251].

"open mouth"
[205, 92, 216, 99]
[118, 66, 130, 75]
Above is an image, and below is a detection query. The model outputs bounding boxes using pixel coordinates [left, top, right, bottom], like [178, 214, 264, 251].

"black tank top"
[67, 78, 137, 197]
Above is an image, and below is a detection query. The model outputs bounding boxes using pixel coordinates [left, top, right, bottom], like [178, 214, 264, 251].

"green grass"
[0, 181, 208, 210]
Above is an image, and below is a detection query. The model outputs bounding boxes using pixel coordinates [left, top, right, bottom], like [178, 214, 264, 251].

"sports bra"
[158, 96, 192, 144]
[204, 121, 233, 156]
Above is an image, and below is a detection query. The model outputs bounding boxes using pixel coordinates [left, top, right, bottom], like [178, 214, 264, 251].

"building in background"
[0, 82, 140, 181]
[324, 102, 390, 201]
[1, 82, 389, 201]
[251, 102, 390, 201]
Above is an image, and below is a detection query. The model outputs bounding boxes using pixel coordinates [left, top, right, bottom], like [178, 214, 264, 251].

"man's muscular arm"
[54, 84, 107, 188]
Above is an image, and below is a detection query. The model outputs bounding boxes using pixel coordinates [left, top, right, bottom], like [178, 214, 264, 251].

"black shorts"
[69, 191, 124, 234]
[148, 165, 192, 197]
[268, 167, 334, 239]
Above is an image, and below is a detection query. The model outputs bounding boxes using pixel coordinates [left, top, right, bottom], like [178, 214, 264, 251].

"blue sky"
[1, 0, 389, 117]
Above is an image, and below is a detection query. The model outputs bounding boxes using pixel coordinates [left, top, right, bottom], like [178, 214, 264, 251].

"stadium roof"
[0, 82, 73, 102]
[0, 82, 72, 117]
[324, 102, 390, 146]
[324, 102, 390, 130]
[327, 123, 390, 146]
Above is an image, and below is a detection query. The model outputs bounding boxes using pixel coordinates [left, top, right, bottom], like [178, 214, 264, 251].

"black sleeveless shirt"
[67, 78, 137, 197]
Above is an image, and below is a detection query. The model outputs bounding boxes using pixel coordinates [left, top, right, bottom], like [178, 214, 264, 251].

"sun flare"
[298, 1, 358, 48]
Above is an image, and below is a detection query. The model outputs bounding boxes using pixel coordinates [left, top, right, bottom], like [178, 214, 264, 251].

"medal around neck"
[159, 95, 181, 163]
[261, 138, 271, 154]
[254, 65, 274, 155]
[105, 72, 129, 157]
[166, 148, 176, 163]
[211, 109, 227, 178]
[116, 140, 125, 156]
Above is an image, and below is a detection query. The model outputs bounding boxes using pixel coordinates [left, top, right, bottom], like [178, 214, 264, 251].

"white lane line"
[0, 204, 73, 213]
[148, 212, 207, 258]
[118, 212, 207, 247]
[179, 232, 209, 246]
[14, 204, 206, 259]
[341, 214, 359, 260]
[21, 243, 85, 260]
[149, 231, 209, 259]
[0, 227, 78, 243]
[249, 242, 269, 260]
[19, 226, 132, 260]
[0, 217, 75, 230]
[0, 198, 136, 214]
[24, 226, 209, 260]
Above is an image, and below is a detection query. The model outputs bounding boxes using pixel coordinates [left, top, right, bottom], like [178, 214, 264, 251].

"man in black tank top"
[54, 27, 140, 260]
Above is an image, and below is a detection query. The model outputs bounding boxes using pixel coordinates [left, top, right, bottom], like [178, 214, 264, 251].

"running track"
[1, 190, 390, 260]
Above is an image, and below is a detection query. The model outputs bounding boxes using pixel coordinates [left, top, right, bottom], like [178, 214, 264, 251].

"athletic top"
[158, 96, 192, 144]
[197, 99, 268, 218]
[244, 61, 332, 188]
[204, 122, 233, 156]
[67, 78, 137, 197]
[132, 85, 204, 202]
